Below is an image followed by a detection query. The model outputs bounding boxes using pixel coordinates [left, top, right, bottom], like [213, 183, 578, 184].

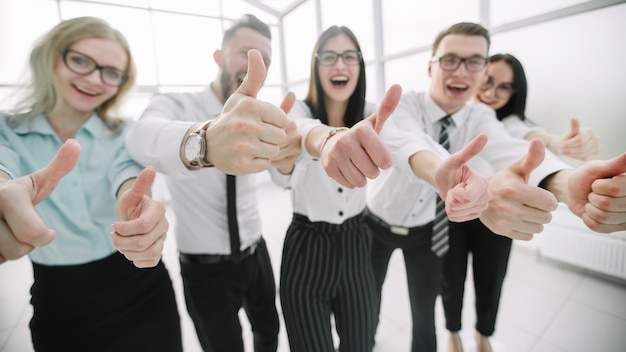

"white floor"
[2, 176, 626, 352]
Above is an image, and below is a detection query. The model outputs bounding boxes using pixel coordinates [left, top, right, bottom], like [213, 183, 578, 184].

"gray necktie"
[431, 115, 452, 257]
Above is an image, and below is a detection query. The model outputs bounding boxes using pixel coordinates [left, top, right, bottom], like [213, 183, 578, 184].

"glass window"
[319, 0, 375, 63]
[0, 0, 60, 85]
[384, 52, 432, 94]
[490, 0, 589, 27]
[151, 12, 222, 85]
[382, 0, 480, 56]
[60, 2, 158, 85]
[220, 1, 278, 25]
[282, 1, 317, 87]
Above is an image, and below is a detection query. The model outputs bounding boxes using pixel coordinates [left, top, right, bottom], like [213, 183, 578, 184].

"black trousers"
[365, 211, 442, 352]
[179, 237, 279, 352]
[30, 252, 182, 352]
[280, 213, 377, 352]
[441, 219, 512, 336]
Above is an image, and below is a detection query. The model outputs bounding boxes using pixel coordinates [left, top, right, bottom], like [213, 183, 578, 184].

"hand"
[0, 140, 80, 263]
[567, 152, 626, 233]
[554, 118, 600, 161]
[205, 49, 291, 175]
[480, 139, 559, 240]
[321, 84, 402, 188]
[434, 134, 492, 222]
[112, 166, 169, 268]
[271, 92, 301, 174]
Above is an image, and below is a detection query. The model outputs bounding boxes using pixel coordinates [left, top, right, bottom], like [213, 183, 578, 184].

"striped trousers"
[280, 213, 377, 352]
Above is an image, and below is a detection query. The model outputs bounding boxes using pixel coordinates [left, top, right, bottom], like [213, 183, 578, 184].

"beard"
[218, 69, 234, 102]
[218, 62, 246, 102]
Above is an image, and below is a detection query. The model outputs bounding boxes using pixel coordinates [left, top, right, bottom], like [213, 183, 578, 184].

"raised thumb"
[234, 49, 266, 99]
[30, 139, 80, 204]
[510, 138, 545, 183]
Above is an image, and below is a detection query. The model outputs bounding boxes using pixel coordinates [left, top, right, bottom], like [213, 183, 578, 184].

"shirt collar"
[424, 93, 470, 127]
[14, 112, 110, 139]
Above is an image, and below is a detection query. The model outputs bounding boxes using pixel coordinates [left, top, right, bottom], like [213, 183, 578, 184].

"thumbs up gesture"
[111, 166, 169, 268]
[567, 152, 626, 233]
[551, 118, 600, 161]
[479, 139, 559, 240]
[0, 139, 81, 263]
[204, 49, 294, 175]
[320, 84, 402, 188]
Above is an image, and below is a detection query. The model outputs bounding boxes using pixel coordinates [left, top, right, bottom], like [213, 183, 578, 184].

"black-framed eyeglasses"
[62, 48, 129, 87]
[430, 55, 489, 72]
[480, 76, 516, 100]
[316, 50, 362, 66]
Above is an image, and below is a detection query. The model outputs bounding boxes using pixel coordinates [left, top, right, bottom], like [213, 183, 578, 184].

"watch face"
[184, 133, 203, 162]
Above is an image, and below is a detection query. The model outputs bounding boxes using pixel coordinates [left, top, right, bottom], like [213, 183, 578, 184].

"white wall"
[490, 3, 626, 163]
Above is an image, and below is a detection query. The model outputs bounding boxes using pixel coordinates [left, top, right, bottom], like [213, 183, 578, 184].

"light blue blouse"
[0, 113, 142, 265]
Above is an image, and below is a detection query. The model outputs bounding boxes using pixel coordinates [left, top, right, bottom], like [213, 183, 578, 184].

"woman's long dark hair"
[490, 53, 527, 121]
[303, 26, 366, 128]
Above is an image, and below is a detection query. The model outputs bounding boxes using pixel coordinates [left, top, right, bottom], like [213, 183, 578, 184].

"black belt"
[179, 239, 261, 265]
[363, 207, 433, 236]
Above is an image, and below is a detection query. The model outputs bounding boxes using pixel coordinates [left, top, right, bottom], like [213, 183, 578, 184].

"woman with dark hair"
[475, 53, 599, 160]
[272, 25, 378, 351]
[443, 53, 600, 352]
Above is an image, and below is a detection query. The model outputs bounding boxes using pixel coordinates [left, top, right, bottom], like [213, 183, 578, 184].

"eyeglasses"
[431, 55, 489, 72]
[480, 76, 516, 100]
[62, 49, 129, 87]
[316, 50, 362, 66]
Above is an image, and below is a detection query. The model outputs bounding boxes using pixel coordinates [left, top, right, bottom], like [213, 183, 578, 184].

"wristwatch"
[182, 121, 213, 169]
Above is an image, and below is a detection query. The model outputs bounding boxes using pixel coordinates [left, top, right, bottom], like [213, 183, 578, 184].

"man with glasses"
[365, 22, 626, 352]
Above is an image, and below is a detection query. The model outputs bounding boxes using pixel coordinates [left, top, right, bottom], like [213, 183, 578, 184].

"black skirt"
[29, 252, 182, 352]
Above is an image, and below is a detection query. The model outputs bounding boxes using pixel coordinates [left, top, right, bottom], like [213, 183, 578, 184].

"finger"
[0, 220, 35, 261]
[447, 134, 488, 169]
[504, 230, 534, 241]
[354, 129, 393, 171]
[234, 49, 265, 99]
[564, 118, 580, 139]
[585, 153, 626, 180]
[367, 84, 402, 133]
[280, 91, 296, 115]
[591, 173, 626, 198]
[122, 167, 156, 209]
[30, 139, 81, 204]
[118, 233, 166, 268]
[508, 138, 545, 183]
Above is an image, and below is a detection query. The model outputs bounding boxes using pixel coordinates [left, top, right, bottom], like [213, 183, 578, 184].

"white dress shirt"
[271, 100, 376, 224]
[501, 114, 544, 139]
[125, 87, 261, 254]
[367, 91, 571, 228]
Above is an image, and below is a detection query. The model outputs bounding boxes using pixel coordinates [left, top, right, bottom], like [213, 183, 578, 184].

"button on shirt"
[0, 113, 142, 265]
[124, 87, 261, 254]
[271, 100, 376, 224]
[367, 91, 571, 228]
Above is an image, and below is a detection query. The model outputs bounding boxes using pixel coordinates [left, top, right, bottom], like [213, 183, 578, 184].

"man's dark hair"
[222, 14, 271, 48]
[431, 22, 490, 56]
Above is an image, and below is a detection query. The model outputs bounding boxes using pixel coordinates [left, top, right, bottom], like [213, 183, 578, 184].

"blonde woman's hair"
[8, 16, 136, 131]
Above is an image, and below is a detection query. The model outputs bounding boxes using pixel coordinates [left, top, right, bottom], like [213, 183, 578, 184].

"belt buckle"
[390, 226, 409, 236]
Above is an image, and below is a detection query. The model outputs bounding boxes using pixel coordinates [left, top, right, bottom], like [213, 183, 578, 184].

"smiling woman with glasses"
[62, 48, 129, 87]
[0, 16, 182, 352]
[479, 76, 516, 100]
